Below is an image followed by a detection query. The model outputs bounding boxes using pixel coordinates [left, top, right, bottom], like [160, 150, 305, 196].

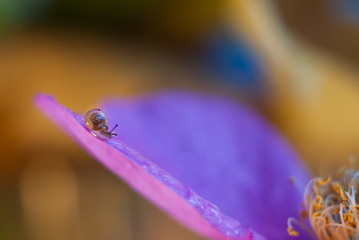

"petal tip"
[34, 93, 55, 105]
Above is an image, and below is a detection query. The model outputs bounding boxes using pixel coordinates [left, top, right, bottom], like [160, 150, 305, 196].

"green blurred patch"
[0, 0, 49, 33]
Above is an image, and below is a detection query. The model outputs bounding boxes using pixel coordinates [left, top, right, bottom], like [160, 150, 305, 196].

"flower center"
[288, 161, 359, 239]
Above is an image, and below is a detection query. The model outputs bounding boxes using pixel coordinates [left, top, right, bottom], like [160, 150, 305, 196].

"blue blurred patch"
[331, 0, 359, 25]
[204, 29, 263, 89]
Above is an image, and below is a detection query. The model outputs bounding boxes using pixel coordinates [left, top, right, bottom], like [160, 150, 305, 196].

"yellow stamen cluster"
[288, 161, 359, 239]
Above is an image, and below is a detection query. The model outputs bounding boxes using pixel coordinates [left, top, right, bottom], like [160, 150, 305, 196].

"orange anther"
[287, 227, 299, 236]
[317, 177, 331, 187]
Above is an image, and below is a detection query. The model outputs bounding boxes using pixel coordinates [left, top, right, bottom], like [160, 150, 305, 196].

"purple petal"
[35, 94, 263, 240]
[35, 92, 310, 240]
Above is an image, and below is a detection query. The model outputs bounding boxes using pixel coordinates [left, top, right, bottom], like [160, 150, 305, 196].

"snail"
[85, 108, 118, 139]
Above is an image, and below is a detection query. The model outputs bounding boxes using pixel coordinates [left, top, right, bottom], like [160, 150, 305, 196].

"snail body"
[85, 108, 118, 139]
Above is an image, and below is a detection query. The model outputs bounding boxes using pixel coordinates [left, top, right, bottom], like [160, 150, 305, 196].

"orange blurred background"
[1, 0, 359, 239]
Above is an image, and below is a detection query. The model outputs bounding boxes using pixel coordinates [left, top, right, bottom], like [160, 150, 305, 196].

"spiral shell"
[85, 108, 117, 139]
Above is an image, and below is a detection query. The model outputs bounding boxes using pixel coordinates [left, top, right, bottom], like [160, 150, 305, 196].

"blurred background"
[1, 0, 359, 239]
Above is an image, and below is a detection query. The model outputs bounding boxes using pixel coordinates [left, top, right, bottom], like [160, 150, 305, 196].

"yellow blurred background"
[1, 0, 359, 239]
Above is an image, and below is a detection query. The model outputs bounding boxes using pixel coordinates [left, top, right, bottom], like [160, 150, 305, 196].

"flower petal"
[35, 92, 309, 240]
[35, 94, 264, 240]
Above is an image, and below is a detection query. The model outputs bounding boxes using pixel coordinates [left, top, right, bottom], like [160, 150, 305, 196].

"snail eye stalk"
[108, 124, 118, 136]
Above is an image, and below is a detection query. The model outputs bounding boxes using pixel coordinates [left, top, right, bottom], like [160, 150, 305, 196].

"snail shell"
[85, 108, 117, 139]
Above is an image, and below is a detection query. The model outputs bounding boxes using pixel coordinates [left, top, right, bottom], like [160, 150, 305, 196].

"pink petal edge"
[35, 94, 266, 240]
